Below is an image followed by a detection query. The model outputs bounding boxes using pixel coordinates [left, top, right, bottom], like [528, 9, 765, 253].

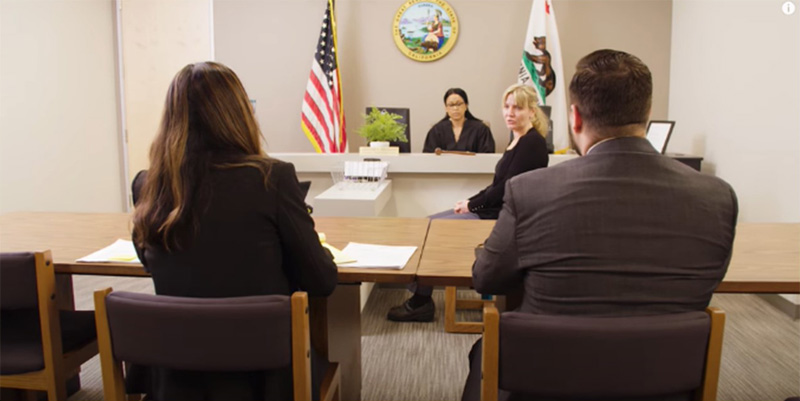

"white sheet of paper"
[338, 242, 417, 270]
[321, 242, 357, 265]
[76, 239, 141, 264]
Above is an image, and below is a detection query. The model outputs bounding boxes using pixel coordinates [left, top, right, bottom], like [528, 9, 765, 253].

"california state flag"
[518, 0, 568, 152]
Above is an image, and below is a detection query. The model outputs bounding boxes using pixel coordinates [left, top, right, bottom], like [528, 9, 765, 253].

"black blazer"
[132, 161, 337, 298]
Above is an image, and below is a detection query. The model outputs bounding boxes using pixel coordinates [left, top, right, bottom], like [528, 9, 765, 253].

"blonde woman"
[388, 84, 549, 322]
[453, 84, 550, 218]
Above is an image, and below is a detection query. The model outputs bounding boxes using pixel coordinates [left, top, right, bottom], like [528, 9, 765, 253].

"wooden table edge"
[55, 263, 150, 277]
[416, 275, 473, 287]
[715, 281, 800, 294]
[415, 276, 800, 294]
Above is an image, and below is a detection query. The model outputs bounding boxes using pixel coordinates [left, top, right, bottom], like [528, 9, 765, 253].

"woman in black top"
[422, 88, 495, 153]
[388, 84, 549, 322]
[131, 62, 337, 400]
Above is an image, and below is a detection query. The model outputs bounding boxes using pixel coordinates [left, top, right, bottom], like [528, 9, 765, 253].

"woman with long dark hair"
[422, 88, 495, 153]
[131, 62, 337, 400]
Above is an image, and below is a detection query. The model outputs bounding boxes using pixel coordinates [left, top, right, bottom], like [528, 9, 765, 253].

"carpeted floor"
[66, 277, 800, 401]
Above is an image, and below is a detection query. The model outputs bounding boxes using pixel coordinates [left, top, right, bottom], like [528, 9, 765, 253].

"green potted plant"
[357, 107, 408, 147]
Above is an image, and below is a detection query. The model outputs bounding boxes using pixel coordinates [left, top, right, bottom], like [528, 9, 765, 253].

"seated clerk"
[130, 62, 338, 401]
[388, 84, 549, 322]
[422, 88, 496, 154]
[461, 50, 738, 401]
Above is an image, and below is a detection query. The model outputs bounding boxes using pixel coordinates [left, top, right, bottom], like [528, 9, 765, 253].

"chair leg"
[697, 307, 725, 401]
[45, 378, 67, 401]
[480, 305, 500, 401]
[444, 286, 490, 334]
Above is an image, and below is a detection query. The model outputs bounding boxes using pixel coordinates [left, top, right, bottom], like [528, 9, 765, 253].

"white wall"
[669, 0, 800, 223]
[122, 0, 214, 186]
[0, 0, 124, 213]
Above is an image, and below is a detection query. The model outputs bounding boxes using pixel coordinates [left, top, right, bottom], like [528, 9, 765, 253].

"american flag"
[301, 0, 347, 153]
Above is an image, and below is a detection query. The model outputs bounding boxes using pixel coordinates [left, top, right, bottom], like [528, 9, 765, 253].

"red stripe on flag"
[308, 71, 337, 145]
[303, 92, 331, 145]
[301, 113, 326, 153]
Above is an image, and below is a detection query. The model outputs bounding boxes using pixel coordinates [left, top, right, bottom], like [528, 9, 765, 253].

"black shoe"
[387, 298, 435, 322]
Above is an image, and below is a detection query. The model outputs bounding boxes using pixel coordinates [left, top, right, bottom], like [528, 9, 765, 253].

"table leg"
[54, 274, 82, 393]
[55, 274, 76, 311]
[323, 284, 362, 401]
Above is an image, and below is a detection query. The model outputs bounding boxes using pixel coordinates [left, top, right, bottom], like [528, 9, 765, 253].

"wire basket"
[330, 161, 388, 191]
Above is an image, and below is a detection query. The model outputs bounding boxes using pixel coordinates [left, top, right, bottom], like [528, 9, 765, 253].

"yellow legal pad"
[318, 233, 357, 265]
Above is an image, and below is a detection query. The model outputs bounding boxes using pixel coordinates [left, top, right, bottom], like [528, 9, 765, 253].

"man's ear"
[570, 104, 583, 134]
[568, 104, 585, 155]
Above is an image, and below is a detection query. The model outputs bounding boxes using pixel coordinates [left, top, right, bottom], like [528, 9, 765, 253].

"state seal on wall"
[393, 0, 459, 62]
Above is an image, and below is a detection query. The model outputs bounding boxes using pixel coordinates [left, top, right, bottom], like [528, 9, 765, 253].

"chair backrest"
[482, 307, 725, 401]
[0, 252, 39, 310]
[100, 291, 294, 371]
[96, 289, 314, 401]
[0, 250, 72, 401]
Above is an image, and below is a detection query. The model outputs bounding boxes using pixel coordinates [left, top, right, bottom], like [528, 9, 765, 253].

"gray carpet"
[66, 277, 800, 401]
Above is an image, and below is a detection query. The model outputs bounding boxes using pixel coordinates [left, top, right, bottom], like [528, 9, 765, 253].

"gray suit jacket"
[473, 136, 738, 316]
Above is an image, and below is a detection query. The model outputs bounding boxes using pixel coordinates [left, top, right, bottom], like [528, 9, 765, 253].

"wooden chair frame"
[480, 306, 726, 401]
[94, 289, 340, 401]
[444, 286, 493, 334]
[0, 250, 98, 401]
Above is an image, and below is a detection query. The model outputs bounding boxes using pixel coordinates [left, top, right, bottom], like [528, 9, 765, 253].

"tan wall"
[214, 0, 672, 153]
[122, 0, 213, 187]
[557, 0, 672, 124]
[0, 0, 124, 213]
[668, 0, 800, 223]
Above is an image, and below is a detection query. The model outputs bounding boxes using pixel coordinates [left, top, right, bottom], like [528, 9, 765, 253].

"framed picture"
[393, 0, 459, 62]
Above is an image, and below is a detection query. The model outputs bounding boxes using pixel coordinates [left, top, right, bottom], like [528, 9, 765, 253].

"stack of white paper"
[77, 239, 141, 264]
[338, 242, 417, 270]
[343, 161, 388, 181]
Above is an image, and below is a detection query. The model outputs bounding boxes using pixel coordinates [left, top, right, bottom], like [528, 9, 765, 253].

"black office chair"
[477, 306, 725, 401]
[131, 170, 147, 206]
[94, 289, 340, 401]
[0, 251, 98, 400]
[299, 180, 314, 214]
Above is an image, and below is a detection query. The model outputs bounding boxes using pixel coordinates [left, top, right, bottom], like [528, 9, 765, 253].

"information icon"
[783, 1, 796, 15]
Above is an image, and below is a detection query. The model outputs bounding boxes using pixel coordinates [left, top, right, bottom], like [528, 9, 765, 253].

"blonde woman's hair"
[502, 84, 549, 138]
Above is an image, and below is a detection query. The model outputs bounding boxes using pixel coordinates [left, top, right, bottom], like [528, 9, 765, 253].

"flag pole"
[329, 0, 347, 152]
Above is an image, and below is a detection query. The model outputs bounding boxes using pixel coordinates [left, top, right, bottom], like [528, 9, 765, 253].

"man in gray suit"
[462, 49, 738, 400]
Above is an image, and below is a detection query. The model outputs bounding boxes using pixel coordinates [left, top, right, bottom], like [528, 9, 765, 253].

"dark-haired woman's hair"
[133, 61, 273, 252]
[439, 87, 480, 122]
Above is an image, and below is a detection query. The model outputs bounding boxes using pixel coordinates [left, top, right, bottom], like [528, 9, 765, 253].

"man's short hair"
[569, 49, 652, 131]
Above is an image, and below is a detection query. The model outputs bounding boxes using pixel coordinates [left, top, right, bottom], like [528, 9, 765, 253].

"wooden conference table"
[2, 213, 799, 399]
[417, 219, 800, 294]
[0, 212, 430, 401]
